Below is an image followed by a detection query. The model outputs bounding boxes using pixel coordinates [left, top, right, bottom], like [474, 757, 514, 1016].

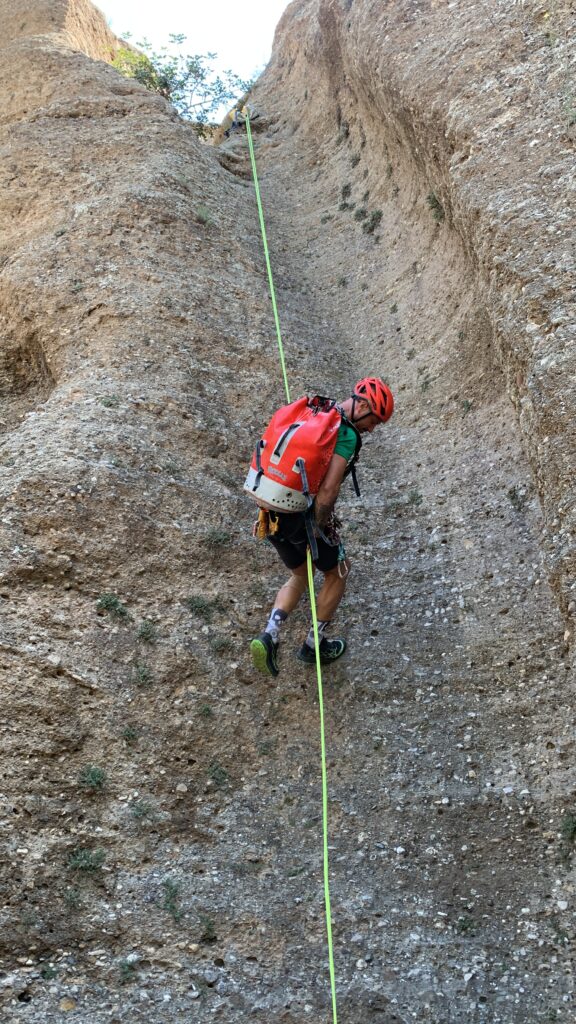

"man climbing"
[223, 101, 259, 137]
[248, 377, 394, 677]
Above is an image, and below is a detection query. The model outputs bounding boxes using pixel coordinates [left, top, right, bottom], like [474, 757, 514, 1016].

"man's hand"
[314, 453, 348, 527]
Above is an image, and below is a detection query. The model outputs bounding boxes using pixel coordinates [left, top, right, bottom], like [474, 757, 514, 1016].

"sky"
[95, 0, 292, 84]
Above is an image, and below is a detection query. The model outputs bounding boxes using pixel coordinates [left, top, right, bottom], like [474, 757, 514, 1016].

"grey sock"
[305, 620, 329, 649]
[265, 607, 287, 643]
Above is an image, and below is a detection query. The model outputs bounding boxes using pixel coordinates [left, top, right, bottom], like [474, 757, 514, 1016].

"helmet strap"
[350, 392, 374, 424]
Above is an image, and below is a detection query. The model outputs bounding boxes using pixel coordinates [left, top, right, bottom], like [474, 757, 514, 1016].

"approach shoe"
[296, 637, 347, 665]
[250, 631, 280, 678]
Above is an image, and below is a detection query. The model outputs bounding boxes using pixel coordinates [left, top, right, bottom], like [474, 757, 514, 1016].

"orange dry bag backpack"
[243, 395, 360, 512]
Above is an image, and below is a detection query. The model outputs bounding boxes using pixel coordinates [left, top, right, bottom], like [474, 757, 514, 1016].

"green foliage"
[337, 276, 348, 287]
[211, 634, 233, 653]
[560, 813, 576, 843]
[354, 207, 368, 221]
[112, 34, 251, 132]
[206, 527, 231, 547]
[426, 191, 445, 222]
[200, 914, 217, 943]
[112, 47, 171, 95]
[137, 619, 158, 644]
[186, 595, 224, 621]
[408, 490, 423, 507]
[456, 914, 476, 934]
[131, 800, 155, 821]
[350, 153, 361, 167]
[209, 761, 229, 788]
[97, 593, 128, 618]
[341, 183, 352, 199]
[78, 765, 107, 791]
[133, 662, 153, 687]
[100, 394, 120, 408]
[64, 888, 82, 910]
[122, 726, 139, 743]
[508, 485, 527, 511]
[196, 204, 214, 226]
[119, 959, 138, 984]
[162, 879, 183, 921]
[68, 848, 106, 872]
[362, 210, 383, 234]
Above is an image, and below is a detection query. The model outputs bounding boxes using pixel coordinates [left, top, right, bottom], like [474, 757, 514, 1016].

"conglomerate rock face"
[259, 0, 576, 639]
[0, 0, 574, 1022]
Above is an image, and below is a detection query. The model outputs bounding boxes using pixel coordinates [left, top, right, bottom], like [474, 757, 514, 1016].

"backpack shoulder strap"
[338, 411, 363, 496]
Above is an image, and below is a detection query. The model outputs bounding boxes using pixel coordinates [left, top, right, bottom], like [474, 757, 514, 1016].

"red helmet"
[354, 377, 394, 423]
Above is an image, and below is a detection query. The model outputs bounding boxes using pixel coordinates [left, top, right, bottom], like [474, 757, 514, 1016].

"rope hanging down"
[244, 109, 339, 1024]
[244, 113, 291, 405]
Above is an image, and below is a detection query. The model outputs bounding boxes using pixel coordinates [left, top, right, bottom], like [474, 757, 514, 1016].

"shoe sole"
[250, 638, 279, 677]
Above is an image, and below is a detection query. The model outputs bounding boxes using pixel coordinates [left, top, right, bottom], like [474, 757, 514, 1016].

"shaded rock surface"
[0, 0, 574, 1021]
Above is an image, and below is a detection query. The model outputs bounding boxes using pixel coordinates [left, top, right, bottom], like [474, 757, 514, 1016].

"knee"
[325, 558, 350, 583]
[287, 569, 307, 593]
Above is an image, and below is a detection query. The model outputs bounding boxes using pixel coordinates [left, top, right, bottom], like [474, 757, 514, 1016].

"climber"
[223, 101, 259, 137]
[248, 377, 394, 677]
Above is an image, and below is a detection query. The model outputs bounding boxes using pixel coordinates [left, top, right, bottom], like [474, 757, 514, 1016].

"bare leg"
[315, 559, 350, 621]
[272, 564, 308, 614]
[295, 558, 351, 663]
[251, 566, 308, 677]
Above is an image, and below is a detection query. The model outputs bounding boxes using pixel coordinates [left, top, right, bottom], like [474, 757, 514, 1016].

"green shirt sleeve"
[334, 422, 358, 463]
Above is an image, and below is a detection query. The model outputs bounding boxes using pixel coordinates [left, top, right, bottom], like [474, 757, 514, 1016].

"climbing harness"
[245, 110, 339, 1024]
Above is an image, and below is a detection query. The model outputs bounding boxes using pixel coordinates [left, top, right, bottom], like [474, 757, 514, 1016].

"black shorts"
[266, 511, 343, 573]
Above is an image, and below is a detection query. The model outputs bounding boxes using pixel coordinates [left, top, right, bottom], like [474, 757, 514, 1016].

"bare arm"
[314, 453, 348, 528]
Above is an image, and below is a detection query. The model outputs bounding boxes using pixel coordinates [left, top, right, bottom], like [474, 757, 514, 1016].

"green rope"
[244, 112, 291, 404]
[306, 549, 338, 1024]
[245, 110, 338, 1023]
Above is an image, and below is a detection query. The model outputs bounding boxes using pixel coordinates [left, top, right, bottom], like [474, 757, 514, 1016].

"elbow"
[316, 486, 340, 508]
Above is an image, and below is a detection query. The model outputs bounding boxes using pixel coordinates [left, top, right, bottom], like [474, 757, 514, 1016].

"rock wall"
[258, 0, 576, 647]
[0, 0, 284, 1006]
[0, 0, 574, 1021]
